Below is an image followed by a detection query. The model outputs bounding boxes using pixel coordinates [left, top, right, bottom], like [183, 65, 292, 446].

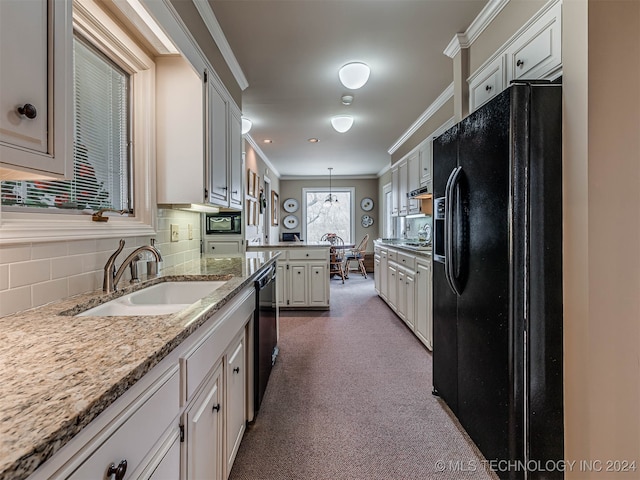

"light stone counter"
[0, 251, 279, 480]
[247, 241, 331, 249]
[374, 239, 433, 257]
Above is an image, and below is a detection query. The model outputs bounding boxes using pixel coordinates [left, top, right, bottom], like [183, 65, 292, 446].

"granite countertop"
[247, 241, 331, 248]
[374, 239, 432, 256]
[0, 251, 279, 480]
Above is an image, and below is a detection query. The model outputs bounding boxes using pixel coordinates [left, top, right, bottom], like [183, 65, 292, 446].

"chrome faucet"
[103, 239, 163, 293]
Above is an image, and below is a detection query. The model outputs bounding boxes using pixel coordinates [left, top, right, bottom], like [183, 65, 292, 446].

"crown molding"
[192, 0, 249, 91]
[280, 174, 378, 181]
[387, 82, 454, 155]
[443, 0, 510, 58]
[377, 162, 392, 178]
[245, 135, 280, 178]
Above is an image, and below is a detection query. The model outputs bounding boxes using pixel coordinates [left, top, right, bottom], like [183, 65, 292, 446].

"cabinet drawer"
[469, 56, 504, 112]
[397, 252, 415, 270]
[288, 248, 327, 261]
[387, 249, 398, 262]
[206, 241, 241, 255]
[66, 368, 179, 479]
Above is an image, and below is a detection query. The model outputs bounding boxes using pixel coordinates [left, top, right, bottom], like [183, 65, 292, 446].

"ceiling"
[210, 0, 488, 179]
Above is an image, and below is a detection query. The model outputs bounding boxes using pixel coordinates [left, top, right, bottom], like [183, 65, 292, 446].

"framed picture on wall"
[271, 191, 279, 226]
[247, 169, 257, 198]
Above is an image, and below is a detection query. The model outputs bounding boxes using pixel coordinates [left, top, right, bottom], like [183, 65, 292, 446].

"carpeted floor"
[229, 273, 497, 480]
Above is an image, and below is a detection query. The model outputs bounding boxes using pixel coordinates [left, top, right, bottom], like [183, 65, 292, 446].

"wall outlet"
[170, 224, 179, 242]
[188, 224, 193, 240]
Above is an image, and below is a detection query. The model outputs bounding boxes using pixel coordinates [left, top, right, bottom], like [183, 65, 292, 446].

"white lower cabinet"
[29, 285, 257, 480]
[225, 332, 246, 474]
[374, 244, 432, 350]
[414, 258, 433, 350]
[183, 364, 224, 480]
[274, 248, 330, 309]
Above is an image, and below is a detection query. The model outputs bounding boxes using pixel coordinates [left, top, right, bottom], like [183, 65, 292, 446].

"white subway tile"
[0, 265, 8, 291]
[32, 279, 69, 308]
[0, 287, 32, 316]
[51, 256, 84, 279]
[9, 260, 51, 288]
[69, 272, 99, 296]
[82, 250, 111, 273]
[97, 237, 124, 253]
[31, 241, 69, 260]
[0, 244, 31, 265]
[68, 239, 99, 255]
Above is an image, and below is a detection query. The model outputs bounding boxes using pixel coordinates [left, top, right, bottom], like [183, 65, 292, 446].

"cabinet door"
[147, 431, 181, 480]
[380, 250, 388, 300]
[206, 241, 241, 256]
[398, 161, 408, 216]
[397, 268, 407, 321]
[415, 259, 432, 349]
[374, 255, 381, 294]
[387, 263, 397, 311]
[0, 0, 71, 177]
[289, 264, 307, 306]
[276, 263, 286, 307]
[225, 333, 246, 475]
[206, 78, 229, 206]
[468, 55, 505, 113]
[391, 167, 399, 216]
[507, 2, 562, 82]
[309, 263, 328, 307]
[405, 270, 416, 330]
[407, 151, 421, 214]
[184, 364, 223, 480]
[419, 139, 432, 187]
[228, 110, 243, 209]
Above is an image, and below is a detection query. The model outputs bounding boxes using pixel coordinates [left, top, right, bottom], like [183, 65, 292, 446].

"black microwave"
[205, 212, 242, 234]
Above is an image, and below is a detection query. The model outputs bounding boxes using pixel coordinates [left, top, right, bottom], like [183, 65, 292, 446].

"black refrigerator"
[432, 81, 563, 480]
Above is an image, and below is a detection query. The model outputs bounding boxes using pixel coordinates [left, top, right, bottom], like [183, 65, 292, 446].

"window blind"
[1, 35, 131, 212]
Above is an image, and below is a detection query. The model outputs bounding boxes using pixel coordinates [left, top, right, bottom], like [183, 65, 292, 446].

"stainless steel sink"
[77, 281, 227, 317]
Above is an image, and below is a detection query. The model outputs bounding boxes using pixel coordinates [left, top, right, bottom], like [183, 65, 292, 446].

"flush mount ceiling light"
[338, 62, 370, 90]
[330, 115, 354, 133]
[341, 95, 354, 106]
[241, 117, 252, 134]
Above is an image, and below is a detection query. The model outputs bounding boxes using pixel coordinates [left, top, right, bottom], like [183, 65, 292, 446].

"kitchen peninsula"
[247, 243, 331, 309]
[0, 251, 278, 480]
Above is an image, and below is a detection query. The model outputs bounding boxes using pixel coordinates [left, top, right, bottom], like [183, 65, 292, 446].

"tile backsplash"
[0, 208, 201, 317]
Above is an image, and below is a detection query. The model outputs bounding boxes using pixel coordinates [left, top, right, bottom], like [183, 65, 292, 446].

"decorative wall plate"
[361, 214, 374, 227]
[283, 214, 299, 229]
[360, 197, 374, 211]
[283, 198, 299, 213]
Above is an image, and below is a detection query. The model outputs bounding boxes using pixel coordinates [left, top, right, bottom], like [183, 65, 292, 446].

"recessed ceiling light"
[263, 139, 273, 144]
[308, 138, 319, 143]
[338, 62, 370, 90]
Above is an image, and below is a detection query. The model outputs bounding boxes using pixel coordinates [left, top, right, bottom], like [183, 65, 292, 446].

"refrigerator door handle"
[445, 166, 464, 296]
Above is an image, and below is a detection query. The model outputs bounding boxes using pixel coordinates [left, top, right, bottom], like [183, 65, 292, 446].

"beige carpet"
[229, 274, 497, 480]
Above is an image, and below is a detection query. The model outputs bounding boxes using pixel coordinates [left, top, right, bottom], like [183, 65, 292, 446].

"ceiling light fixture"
[338, 62, 370, 90]
[263, 139, 273, 144]
[341, 95, 354, 106]
[331, 115, 354, 133]
[308, 138, 319, 143]
[241, 117, 252, 134]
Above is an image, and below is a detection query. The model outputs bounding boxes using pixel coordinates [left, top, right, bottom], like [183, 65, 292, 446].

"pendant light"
[324, 167, 338, 205]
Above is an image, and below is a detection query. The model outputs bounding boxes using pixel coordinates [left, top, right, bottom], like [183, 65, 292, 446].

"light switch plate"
[170, 224, 179, 242]
[188, 224, 193, 240]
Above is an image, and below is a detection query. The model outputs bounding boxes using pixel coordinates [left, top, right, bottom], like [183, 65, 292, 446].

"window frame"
[302, 186, 355, 243]
[0, 0, 156, 243]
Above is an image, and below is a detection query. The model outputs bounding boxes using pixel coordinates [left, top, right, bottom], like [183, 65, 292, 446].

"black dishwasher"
[254, 263, 278, 413]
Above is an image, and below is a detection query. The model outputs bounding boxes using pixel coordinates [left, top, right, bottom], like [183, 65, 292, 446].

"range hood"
[407, 185, 433, 199]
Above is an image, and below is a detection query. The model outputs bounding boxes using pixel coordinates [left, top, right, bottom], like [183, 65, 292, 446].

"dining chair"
[344, 234, 369, 278]
[329, 246, 346, 283]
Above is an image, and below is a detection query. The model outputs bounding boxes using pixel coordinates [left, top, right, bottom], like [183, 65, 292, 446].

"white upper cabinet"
[156, 59, 243, 209]
[507, 2, 562, 82]
[418, 138, 432, 187]
[0, 0, 72, 179]
[468, 0, 562, 113]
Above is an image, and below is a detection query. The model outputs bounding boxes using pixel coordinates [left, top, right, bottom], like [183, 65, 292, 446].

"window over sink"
[1, 34, 132, 213]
